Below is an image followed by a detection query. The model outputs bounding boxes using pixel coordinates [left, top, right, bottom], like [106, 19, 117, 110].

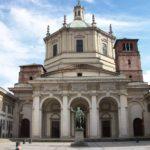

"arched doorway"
[99, 98, 119, 138]
[133, 118, 144, 137]
[70, 97, 90, 138]
[20, 119, 30, 138]
[42, 99, 61, 138]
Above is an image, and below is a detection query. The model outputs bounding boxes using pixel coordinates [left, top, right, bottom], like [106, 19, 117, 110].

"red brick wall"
[115, 39, 143, 82]
[19, 65, 45, 83]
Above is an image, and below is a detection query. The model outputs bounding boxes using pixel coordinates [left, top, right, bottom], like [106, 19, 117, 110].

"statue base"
[71, 129, 88, 147]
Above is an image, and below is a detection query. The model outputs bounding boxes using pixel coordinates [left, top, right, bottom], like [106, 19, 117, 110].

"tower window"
[126, 43, 130, 51]
[78, 11, 80, 16]
[75, 11, 77, 16]
[123, 43, 133, 52]
[76, 40, 83, 52]
[102, 43, 108, 56]
[29, 76, 33, 80]
[77, 73, 82, 77]
[129, 75, 132, 79]
[53, 44, 58, 57]
[123, 43, 126, 51]
[128, 59, 131, 67]
[130, 43, 133, 50]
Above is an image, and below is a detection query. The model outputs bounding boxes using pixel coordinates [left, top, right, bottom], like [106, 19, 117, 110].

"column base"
[119, 134, 129, 138]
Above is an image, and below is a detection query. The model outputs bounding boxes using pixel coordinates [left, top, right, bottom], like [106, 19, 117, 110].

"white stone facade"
[9, 1, 150, 139]
[0, 87, 16, 138]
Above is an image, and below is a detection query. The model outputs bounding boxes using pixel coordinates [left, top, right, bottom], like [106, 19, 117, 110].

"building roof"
[114, 38, 139, 47]
[67, 20, 90, 28]
[0, 87, 18, 100]
[20, 63, 43, 67]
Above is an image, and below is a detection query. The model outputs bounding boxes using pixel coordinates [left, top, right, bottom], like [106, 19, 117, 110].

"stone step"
[0, 138, 12, 143]
[84, 137, 150, 142]
[11, 138, 74, 142]
[6, 137, 150, 143]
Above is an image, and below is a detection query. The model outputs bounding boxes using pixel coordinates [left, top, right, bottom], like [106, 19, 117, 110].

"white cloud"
[0, 6, 65, 89]
[144, 71, 150, 85]
[10, 7, 63, 38]
[0, 1, 150, 90]
[85, 13, 150, 33]
[83, 0, 94, 3]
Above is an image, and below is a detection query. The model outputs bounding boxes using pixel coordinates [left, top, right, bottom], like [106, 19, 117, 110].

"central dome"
[67, 20, 90, 28]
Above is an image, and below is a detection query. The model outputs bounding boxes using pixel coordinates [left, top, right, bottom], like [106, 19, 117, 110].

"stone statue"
[71, 107, 85, 130]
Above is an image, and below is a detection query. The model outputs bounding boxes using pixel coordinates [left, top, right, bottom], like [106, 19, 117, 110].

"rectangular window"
[2, 104, 6, 112]
[8, 106, 12, 114]
[53, 44, 58, 57]
[3, 120, 5, 130]
[76, 40, 83, 52]
[77, 73, 82, 77]
[102, 43, 107, 56]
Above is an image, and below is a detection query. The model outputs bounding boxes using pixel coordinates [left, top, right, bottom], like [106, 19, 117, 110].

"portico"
[31, 76, 130, 139]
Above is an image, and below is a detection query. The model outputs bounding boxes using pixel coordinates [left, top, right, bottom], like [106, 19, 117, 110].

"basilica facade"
[10, 1, 150, 139]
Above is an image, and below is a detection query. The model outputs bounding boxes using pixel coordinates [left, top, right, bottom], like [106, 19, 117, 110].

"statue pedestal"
[71, 129, 88, 147]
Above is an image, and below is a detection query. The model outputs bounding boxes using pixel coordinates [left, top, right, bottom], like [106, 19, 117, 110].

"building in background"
[0, 87, 17, 138]
[9, 1, 150, 139]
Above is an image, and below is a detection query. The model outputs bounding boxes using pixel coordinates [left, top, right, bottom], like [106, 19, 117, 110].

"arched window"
[123, 43, 126, 51]
[126, 43, 130, 51]
[130, 43, 133, 50]
[102, 43, 108, 56]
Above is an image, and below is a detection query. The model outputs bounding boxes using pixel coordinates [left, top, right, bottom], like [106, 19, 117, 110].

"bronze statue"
[71, 107, 85, 129]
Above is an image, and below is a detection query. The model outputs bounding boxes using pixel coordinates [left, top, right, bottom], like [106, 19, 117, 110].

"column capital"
[32, 92, 40, 98]
[119, 90, 128, 96]
[89, 91, 98, 97]
[119, 93, 128, 96]
[62, 91, 69, 96]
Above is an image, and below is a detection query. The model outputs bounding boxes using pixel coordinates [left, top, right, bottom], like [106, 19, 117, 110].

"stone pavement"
[0, 141, 150, 150]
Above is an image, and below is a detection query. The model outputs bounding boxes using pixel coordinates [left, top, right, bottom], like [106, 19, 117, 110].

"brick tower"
[115, 38, 143, 82]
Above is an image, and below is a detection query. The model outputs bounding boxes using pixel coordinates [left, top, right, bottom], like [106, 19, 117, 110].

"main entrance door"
[133, 118, 144, 137]
[102, 120, 111, 137]
[20, 119, 30, 138]
[51, 120, 60, 138]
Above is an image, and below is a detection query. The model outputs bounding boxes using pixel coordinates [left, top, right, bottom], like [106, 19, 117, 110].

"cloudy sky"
[0, 0, 150, 89]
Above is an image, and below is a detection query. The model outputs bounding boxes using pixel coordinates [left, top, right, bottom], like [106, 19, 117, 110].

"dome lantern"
[74, 0, 84, 20]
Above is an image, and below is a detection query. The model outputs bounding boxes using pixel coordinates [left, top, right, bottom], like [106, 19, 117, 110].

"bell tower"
[115, 38, 143, 82]
[74, 0, 84, 20]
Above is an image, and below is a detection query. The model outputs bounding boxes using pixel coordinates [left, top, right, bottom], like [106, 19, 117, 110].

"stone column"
[118, 93, 128, 137]
[32, 94, 41, 138]
[12, 103, 19, 138]
[90, 95, 98, 138]
[61, 94, 70, 138]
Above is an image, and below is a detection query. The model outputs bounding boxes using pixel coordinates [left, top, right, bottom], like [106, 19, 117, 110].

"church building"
[10, 1, 150, 139]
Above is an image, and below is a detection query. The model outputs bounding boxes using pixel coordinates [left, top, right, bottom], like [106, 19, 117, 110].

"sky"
[0, 0, 150, 89]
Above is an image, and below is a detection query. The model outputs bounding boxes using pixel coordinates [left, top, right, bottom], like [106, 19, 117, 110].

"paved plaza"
[0, 141, 150, 150]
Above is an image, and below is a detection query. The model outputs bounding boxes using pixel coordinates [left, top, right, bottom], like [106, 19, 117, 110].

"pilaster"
[61, 93, 70, 138]
[118, 93, 128, 137]
[32, 94, 41, 138]
[90, 93, 99, 138]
